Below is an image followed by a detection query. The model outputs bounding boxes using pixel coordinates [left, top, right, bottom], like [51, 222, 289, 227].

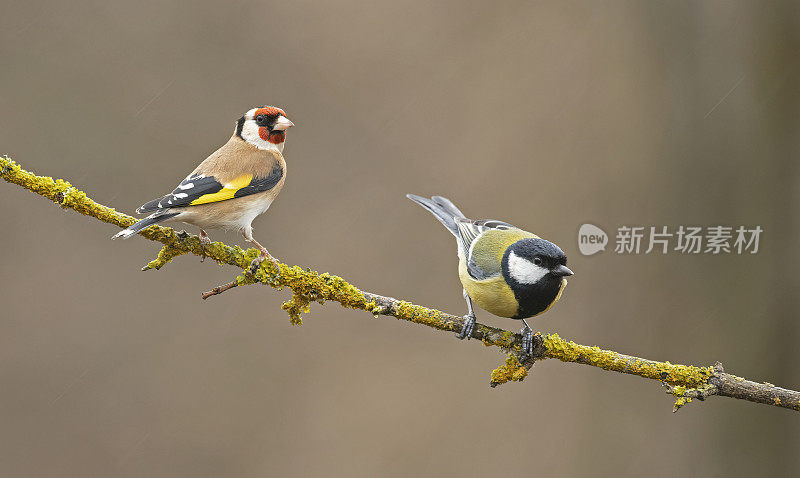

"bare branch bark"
[201, 279, 239, 299]
[2, 156, 799, 413]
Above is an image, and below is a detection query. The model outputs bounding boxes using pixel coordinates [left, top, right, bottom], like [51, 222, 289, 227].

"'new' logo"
[578, 224, 608, 256]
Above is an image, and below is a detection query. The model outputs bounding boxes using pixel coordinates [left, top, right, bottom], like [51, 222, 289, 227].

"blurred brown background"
[1, 1, 799, 476]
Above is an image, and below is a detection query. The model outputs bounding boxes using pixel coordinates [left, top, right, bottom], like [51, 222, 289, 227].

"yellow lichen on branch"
[486, 334, 714, 389]
[541, 333, 714, 387]
[491, 355, 529, 385]
[142, 243, 189, 270]
[3, 155, 799, 412]
[0, 157, 135, 228]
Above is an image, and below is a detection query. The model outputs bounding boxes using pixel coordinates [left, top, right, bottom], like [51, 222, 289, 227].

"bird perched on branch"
[407, 195, 573, 357]
[113, 106, 293, 271]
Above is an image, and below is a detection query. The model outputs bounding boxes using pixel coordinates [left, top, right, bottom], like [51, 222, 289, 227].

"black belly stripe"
[512, 279, 562, 319]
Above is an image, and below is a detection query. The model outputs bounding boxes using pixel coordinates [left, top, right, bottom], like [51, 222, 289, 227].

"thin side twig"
[201, 279, 239, 299]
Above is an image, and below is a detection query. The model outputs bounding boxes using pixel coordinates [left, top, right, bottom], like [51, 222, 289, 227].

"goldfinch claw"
[247, 254, 281, 277]
[458, 314, 476, 340]
[248, 256, 264, 275]
[199, 232, 211, 263]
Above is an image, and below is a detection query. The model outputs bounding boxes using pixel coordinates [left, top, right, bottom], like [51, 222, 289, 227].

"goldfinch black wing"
[136, 164, 283, 214]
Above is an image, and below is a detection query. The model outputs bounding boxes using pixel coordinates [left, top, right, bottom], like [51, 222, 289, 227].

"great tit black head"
[501, 238, 573, 319]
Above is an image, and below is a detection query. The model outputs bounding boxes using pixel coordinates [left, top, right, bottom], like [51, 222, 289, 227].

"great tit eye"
[533, 257, 542, 266]
[256, 114, 266, 125]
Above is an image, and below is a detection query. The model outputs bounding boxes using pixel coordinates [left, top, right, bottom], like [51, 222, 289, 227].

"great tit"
[407, 194, 573, 356]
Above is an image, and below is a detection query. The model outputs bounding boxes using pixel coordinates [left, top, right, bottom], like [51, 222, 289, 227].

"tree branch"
[2, 155, 799, 412]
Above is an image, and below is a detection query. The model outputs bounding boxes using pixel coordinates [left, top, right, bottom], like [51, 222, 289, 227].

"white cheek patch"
[507, 251, 549, 284]
[240, 120, 269, 149]
[240, 119, 282, 152]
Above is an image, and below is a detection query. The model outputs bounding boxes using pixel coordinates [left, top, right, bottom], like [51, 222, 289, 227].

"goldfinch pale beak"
[273, 116, 294, 131]
[553, 265, 574, 277]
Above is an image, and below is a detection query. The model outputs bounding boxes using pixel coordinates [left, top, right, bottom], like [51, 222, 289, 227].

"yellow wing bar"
[189, 174, 253, 206]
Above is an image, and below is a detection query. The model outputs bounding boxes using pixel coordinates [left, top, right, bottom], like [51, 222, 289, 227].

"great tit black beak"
[553, 265, 574, 277]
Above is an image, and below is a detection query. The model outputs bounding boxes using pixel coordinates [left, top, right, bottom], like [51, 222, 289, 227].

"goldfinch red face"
[236, 106, 294, 153]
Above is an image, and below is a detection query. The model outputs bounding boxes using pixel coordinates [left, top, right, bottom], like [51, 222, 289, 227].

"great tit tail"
[430, 196, 466, 220]
[406, 194, 464, 237]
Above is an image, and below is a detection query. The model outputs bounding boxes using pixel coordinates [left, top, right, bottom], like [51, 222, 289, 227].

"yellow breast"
[458, 259, 518, 318]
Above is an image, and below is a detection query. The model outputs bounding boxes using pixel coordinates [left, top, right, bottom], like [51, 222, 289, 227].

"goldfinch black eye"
[533, 257, 542, 266]
[256, 114, 266, 125]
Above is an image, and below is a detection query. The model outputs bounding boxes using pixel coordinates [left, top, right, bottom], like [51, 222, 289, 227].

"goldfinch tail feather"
[112, 211, 179, 239]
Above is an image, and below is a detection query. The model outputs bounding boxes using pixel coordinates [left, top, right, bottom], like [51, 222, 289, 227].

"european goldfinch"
[114, 106, 293, 269]
[407, 195, 573, 357]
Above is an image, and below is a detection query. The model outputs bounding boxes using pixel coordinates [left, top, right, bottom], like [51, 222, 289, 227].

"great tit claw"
[520, 325, 534, 358]
[458, 314, 476, 340]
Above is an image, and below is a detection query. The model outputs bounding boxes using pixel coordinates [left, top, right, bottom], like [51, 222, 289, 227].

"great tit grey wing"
[407, 195, 522, 275]
[466, 256, 499, 280]
[455, 218, 515, 249]
[456, 219, 518, 278]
